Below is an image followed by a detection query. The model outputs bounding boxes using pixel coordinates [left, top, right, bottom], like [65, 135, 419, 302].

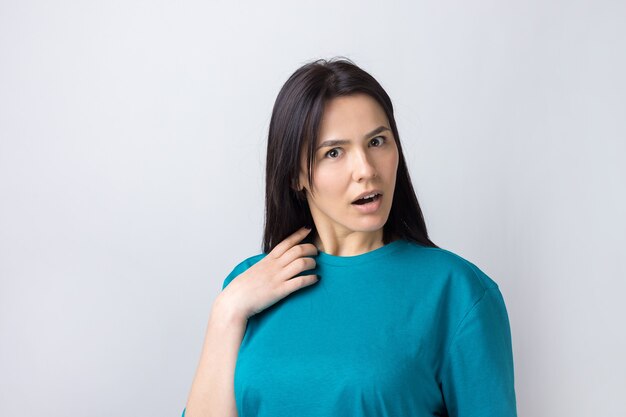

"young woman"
[183, 57, 517, 417]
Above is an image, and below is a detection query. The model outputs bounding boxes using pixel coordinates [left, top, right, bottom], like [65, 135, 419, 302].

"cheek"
[387, 148, 399, 175]
[311, 170, 345, 199]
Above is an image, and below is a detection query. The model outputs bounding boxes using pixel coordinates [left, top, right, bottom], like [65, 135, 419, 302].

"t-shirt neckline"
[314, 239, 406, 266]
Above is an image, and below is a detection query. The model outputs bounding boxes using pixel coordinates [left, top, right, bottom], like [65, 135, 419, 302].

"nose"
[351, 149, 378, 182]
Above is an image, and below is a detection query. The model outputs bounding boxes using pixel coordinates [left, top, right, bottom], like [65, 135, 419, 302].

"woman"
[183, 57, 517, 417]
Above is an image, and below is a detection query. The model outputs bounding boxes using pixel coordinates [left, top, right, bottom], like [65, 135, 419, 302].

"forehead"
[317, 93, 388, 141]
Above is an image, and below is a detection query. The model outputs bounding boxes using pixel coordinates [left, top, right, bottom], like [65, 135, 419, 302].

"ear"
[290, 178, 302, 192]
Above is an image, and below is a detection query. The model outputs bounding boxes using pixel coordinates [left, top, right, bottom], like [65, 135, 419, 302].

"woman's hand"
[218, 227, 319, 321]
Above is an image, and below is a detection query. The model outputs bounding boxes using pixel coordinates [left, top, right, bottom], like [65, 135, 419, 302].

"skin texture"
[185, 93, 399, 417]
[185, 227, 319, 417]
[297, 93, 399, 256]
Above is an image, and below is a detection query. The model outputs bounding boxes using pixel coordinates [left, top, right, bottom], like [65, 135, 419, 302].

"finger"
[281, 242, 318, 267]
[278, 255, 316, 281]
[270, 227, 312, 258]
[278, 274, 319, 297]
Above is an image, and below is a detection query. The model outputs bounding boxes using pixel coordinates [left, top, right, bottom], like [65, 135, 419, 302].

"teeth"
[354, 192, 379, 203]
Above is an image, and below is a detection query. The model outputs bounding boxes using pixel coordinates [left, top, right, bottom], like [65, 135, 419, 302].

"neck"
[312, 229, 388, 257]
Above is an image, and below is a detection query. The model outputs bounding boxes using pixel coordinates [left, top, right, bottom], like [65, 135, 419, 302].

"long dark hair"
[262, 56, 439, 253]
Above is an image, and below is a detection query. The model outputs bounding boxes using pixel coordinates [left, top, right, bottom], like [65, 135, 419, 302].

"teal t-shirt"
[183, 239, 517, 416]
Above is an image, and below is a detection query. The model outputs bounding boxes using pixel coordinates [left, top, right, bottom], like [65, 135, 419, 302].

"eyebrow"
[316, 125, 391, 151]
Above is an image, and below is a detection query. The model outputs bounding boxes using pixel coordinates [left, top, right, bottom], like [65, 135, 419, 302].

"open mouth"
[352, 193, 382, 205]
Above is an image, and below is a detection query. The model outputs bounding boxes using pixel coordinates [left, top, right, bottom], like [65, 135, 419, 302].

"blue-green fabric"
[183, 239, 517, 416]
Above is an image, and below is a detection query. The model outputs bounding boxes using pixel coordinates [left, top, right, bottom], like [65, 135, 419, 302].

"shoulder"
[402, 241, 499, 289]
[416, 244, 498, 289]
[221, 252, 269, 290]
[397, 241, 500, 308]
[403, 244, 513, 355]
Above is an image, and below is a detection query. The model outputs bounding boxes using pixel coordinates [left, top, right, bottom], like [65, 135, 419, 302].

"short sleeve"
[221, 254, 266, 291]
[440, 287, 517, 417]
[181, 257, 260, 417]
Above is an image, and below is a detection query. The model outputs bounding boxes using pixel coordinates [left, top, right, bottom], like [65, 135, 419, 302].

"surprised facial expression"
[298, 93, 399, 236]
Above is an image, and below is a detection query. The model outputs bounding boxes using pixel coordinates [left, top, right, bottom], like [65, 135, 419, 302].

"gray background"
[1, 0, 624, 416]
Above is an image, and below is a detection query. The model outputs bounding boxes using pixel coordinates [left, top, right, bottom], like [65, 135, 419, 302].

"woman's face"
[298, 93, 399, 239]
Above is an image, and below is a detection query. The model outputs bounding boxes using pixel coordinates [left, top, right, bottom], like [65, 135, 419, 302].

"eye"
[322, 136, 389, 160]
[324, 148, 342, 159]
[370, 135, 387, 147]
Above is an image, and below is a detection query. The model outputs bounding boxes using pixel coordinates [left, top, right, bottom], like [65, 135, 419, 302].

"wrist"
[212, 293, 248, 326]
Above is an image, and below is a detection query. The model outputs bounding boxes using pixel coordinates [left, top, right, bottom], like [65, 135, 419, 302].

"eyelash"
[323, 136, 388, 159]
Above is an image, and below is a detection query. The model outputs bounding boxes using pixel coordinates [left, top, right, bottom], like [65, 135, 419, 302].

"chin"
[349, 217, 389, 231]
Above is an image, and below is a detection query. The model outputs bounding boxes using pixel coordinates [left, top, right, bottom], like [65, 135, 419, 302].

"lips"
[351, 190, 383, 204]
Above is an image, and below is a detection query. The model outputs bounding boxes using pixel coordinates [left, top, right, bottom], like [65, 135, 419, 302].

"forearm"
[185, 295, 247, 417]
